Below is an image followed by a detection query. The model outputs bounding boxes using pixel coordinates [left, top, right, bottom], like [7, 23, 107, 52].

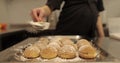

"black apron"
[54, 0, 99, 38]
[27, 0, 104, 38]
[29, 0, 104, 38]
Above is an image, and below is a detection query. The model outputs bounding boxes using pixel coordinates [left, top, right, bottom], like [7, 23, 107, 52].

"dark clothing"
[46, 0, 104, 38]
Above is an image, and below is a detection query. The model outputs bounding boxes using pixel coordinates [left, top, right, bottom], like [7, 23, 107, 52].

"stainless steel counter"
[0, 37, 120, 63]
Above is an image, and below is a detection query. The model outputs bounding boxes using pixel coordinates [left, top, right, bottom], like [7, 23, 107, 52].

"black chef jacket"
[46, 0, 104, 38]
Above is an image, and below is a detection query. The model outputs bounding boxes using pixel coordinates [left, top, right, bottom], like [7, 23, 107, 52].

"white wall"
[7, 0, 47, 24]
[0, 0, 8, 23]
[104, 0, 120, 18]
[103, 0, 120, 33]
[1, 0, 120, 26]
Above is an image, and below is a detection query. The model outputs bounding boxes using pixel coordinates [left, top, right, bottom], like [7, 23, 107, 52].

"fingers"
[31, 8, 44, 21]
[31, 8, 39, 22]
[38, 9, 45, 21]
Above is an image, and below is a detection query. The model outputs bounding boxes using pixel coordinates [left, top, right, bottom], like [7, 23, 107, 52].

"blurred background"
[0, 0, 120, 59]
[0, 0, 120, 34]
[0, 0, 120, 33]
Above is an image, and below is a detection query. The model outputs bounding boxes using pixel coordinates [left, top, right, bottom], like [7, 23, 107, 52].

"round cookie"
[76, 39, 91, 48]
[48, 42, 61, 50]
[33, 42, 46, 50]
[23, 45, 40, 59]
[78, 45, 97, 59]
[58, 45, 76, 59]
[38, 37, 49, 45]
[60, 38, 74, 46]
[40, 46, 58, 59]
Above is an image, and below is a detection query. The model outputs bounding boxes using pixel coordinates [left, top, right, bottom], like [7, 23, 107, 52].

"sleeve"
[46, 0, 63, 11]
[96, 0, 104, 12]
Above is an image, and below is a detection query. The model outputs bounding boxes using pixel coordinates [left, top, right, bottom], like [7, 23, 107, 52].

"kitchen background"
[0, 0, 120, 59]
[0, 0, 120, 33]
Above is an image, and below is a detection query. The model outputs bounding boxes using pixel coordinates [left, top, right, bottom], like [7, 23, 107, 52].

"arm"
[41, 5, 52, 16]
[96, 15, 105, 37]
[46, 0, 63, 11]
[96, 0, 105, 37]
[31, 0, 63, 21]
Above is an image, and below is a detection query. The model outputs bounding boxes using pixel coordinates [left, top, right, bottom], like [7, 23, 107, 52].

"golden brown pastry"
[50, 38, 62, 47]
[76, 39, 91, 48]
[38, 37, 49, 45]
[56, 38, 77, 50]
[71, 43, 78, 50]
[48, 42, 61, 50]
[60, 38, 74, 46]
[78, 45, 97, 59]
[58, 45, 76, 59]
[23, 45, 40, 59]
[40, 46, 58, 59]
[33, 42, 46, 50]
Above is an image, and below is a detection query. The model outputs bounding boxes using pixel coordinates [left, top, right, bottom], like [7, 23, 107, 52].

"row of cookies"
[23, 37, 97, 59]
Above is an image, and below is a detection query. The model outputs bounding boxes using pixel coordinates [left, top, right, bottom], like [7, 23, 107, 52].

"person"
[31, 0, 105, 38]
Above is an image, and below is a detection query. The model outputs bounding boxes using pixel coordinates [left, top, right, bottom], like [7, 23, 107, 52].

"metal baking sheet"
[2, 35, 119, 62]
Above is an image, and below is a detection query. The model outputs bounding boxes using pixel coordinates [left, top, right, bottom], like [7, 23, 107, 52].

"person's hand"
[31, 7, 46, 22]
[31, 5, 52, 22]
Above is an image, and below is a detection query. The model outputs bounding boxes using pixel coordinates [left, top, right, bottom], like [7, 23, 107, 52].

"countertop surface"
[0, 37, 120, 63]
[0, 23, 31, 35]
[0, 28, 25, 35]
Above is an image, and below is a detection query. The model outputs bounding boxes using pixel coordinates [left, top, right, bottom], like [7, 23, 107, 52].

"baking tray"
[4, 35, 119, 62]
